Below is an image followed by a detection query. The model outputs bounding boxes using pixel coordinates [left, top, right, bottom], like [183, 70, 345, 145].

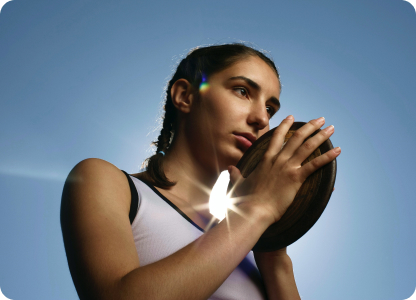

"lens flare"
[199, 82, 210, 93]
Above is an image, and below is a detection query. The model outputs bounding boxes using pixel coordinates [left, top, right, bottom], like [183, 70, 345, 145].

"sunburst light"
[209, 171, 232, 220]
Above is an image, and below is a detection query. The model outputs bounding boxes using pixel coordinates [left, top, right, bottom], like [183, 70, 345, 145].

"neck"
[160, 136, 222, 218]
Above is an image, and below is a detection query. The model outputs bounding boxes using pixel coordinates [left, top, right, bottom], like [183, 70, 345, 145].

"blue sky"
[0, 0, 415, 299]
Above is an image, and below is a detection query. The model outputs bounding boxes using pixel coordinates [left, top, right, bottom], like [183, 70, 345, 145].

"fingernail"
[324, 125, 334, 133]
[317, 117, 325, 123]
[334, 147, 341, 154]
[286, 115, 294, 120]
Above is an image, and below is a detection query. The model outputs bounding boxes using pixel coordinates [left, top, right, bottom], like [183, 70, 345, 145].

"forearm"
[254, 252, 301, 300]
[116, 205, 271, 300]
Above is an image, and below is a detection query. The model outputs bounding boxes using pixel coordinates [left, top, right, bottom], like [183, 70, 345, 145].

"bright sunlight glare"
[209, 171, 232, 220]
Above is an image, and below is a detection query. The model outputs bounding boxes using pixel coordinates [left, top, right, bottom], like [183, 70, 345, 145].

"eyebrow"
[228, 76, 281, 109]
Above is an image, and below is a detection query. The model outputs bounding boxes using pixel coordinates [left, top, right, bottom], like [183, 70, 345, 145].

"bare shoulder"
[61, 158, 139, 299]
[64, 157, 124, 182]
[64, 157, 128, 193]
[61, 158, 132, 226]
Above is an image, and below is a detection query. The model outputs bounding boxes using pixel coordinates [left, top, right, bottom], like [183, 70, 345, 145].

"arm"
[61, 158, 273, 300]
[227, 116, 340, 299]
[61, 117, 339, 300]
[254, 248, 301, 300]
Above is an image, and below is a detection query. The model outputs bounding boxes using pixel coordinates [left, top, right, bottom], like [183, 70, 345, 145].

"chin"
[216, 147, 244, 170]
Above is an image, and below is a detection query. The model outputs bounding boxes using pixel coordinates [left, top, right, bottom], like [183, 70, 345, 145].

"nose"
[247, 102, 269, 130]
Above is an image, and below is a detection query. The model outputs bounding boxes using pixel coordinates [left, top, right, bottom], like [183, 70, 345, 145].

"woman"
[61, 43, 341, 299]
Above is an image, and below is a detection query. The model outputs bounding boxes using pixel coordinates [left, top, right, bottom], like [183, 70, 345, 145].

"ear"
[170, 79, 195, 113]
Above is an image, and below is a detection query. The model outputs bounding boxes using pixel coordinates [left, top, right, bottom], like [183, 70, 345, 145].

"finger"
[263, 115, 294, 160]
[299, 146, 341, 180]
[282, 117, 326, 157]
[290, 124, 334, 165]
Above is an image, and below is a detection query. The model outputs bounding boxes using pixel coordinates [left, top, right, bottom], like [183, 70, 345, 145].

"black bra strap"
[121, 170, 139, 224]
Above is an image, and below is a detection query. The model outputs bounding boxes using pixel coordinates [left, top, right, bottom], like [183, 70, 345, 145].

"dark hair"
[144, 43, 280, 188]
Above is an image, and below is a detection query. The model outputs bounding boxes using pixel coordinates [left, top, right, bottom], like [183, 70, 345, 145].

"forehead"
[210, 56, 281, 95]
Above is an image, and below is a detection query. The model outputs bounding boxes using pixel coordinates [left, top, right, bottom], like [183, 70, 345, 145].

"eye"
[266, 106, 276, 119]
[234, 87, 248, 98]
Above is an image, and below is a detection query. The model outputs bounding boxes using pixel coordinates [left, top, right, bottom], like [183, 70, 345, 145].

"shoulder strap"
[121, 170, 139, 224]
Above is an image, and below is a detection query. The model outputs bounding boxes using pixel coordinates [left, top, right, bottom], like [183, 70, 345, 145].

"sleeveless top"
[122, 171, 266, 300]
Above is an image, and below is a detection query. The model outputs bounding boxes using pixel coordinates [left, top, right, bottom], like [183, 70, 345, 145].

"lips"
[233, 132, 257, 151]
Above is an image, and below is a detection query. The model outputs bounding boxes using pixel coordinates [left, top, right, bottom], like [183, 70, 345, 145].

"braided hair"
[145, 43, 280, 188]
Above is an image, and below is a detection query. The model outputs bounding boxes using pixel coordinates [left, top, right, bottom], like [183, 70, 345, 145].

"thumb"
[227, 165, 243, 197]
[228, 165, 243, 186]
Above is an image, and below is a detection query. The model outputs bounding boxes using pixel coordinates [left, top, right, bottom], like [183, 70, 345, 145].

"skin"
[60, 55, 341, 299]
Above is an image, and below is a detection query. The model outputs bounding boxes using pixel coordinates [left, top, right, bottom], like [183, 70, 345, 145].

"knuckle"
[262, 152, 271, 162]
[310, 158, 320, 169]
[287, 169, 299, 183]
[293, 130, 304, 139]
[309, 119, 318, 126]
[302, 140, 314, 151]
[320, 130, 329, 137]
[310, 118, 321, 126]
[327, 150, 337, 159]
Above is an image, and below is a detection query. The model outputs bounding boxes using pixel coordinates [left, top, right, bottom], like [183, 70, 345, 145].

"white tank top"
[123, 172, 266, 300]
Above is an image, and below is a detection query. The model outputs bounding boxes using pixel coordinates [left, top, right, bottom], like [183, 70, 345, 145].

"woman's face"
[185, 55, 281, 171]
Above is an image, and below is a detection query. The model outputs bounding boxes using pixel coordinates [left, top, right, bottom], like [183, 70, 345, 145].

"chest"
[130, 178, 266, 300]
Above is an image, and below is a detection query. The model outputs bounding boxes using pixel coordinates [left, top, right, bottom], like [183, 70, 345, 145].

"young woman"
[61, 43, 341, 300]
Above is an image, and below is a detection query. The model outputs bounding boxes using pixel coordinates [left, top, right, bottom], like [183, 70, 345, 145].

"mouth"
[233, 132, 257, 151]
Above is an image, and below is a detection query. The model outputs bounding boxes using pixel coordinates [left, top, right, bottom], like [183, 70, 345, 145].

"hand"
[228, 116, 340, 226]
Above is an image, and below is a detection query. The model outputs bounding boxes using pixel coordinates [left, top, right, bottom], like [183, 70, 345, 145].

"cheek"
[201, 90, 223, 111]
[204, 94, 235, 122]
